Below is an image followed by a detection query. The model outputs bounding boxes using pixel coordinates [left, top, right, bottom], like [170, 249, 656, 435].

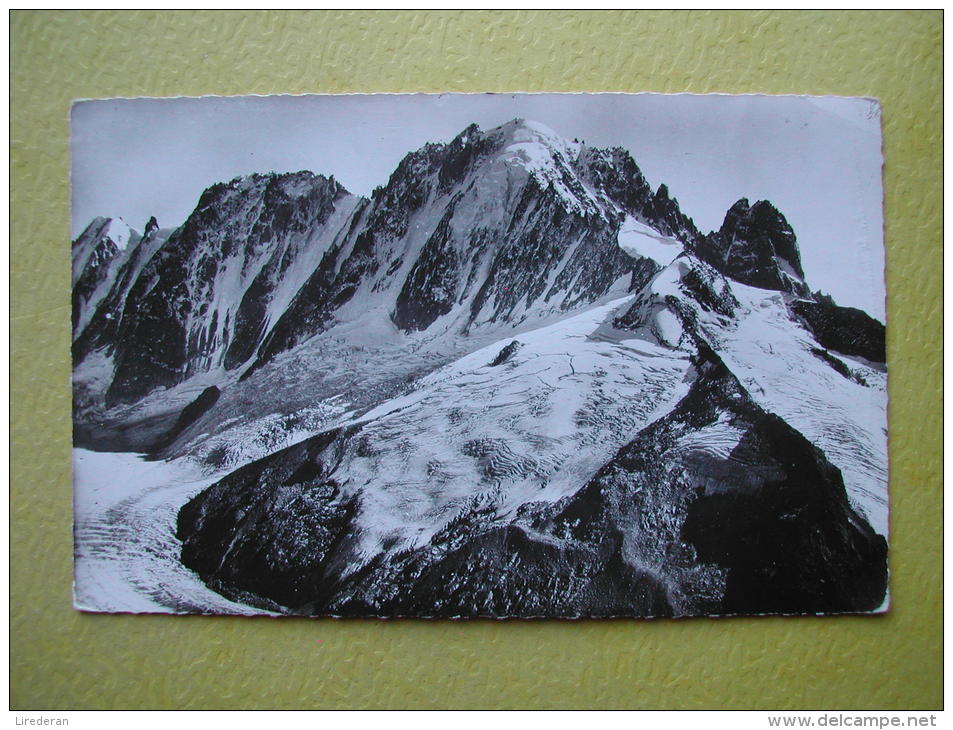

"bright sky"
[71, 93, 885, 319]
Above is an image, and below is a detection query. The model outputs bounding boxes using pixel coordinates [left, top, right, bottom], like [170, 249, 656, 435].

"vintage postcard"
[71, 93, 887, 617]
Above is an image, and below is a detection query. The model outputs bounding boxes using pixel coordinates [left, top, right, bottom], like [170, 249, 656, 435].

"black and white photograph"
[71, 92, 888, 618]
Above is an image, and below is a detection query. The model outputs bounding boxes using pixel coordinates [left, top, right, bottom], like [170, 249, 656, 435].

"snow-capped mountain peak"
[102, 217, 135, 251]
[497, 118, 583, 163]
[491, 119, 598, 215]
[71, 216, 145, 339]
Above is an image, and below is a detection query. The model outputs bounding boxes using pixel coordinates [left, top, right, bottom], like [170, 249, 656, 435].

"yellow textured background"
[10, 10, 942, 710]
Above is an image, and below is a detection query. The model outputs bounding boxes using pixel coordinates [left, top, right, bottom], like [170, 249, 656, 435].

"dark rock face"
[95, 173, 353, 405]
[435, 122, 499, 193]
[247, 200, 369, 374]
[488, 340, 522, 367]
[676, 359, 885, 614]
[628, 256, 662, 294]
[104, 253, 191, 407]
[576, 146, 654, 215]
[695, 199, 808, 294]
[335, 524, 675, 618]
[644, 184, 702, 245]
[791, 297, 886, 363]
[177, 424, 364, 611]
[219, 176, 348, 370]
[71, 217, 145, 339]
[679, 408, 887, 615]
[72, 217, 163, 365]
[678, 261, 740, 318]
[150, 385, 221, 455]
[810, 347, 867, 385]
[72, 218, 125, 334]
[72, 243, 117, 332]
[575, 148, 702, 245]
[460, 184, 634, 330]
[392, 195, 463, 331]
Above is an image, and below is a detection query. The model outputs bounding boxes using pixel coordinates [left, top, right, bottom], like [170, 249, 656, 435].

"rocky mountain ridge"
[74, 118, 839, 420]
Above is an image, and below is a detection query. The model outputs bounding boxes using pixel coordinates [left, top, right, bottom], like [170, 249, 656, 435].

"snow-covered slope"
[701, 282, 886, 535]
[616, 215, 683, 267]
[73, 448, 269, 614]
[614, 254, 887, 536]
[307, 298, 692, 560]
